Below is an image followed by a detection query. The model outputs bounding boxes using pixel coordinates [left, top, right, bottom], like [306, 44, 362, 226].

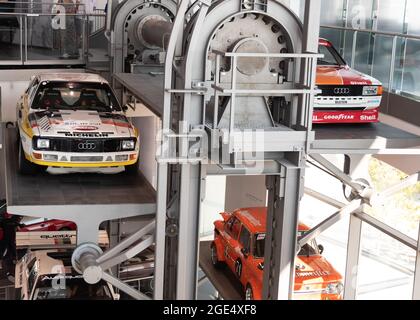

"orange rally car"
[314, 39, 383, 123]
[211, 207, 343, 300]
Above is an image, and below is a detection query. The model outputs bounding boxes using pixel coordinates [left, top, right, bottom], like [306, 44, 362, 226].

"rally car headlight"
[326, 282, 344, 295]
[36, 138, 50, 149]
[121, 139, 136, 150]
[363, 86, 382, 96]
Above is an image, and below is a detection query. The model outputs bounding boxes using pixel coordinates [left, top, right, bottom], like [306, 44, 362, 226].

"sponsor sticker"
[73, 126, 99, 131]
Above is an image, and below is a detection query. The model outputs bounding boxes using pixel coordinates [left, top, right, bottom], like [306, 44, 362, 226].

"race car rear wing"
[16, 230, 110, 250]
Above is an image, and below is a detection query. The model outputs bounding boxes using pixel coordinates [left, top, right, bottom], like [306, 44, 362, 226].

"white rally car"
[16, 73, 139, 174]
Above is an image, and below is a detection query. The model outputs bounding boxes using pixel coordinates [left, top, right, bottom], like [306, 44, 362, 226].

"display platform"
[3, 128, 156, 207]
[199, 241, 243, 300]
[0, 126, 156, 228]
[114, 73, 420, 155]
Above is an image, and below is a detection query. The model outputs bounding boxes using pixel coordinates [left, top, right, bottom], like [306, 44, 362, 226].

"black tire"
[125, 160, 139, 174]
[245, 284, 254, 301]
[210, 242, 225, 269]
[235, 259, 242, 278]
[18, 143, 40, 175]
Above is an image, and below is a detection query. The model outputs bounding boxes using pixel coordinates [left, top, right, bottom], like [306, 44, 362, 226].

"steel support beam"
[298, 199, 362, 248]
[354, 211, 417, 250]
[304, 187, 345, 209]
[310, 154, 364, 194]
[102, 271, 151, 300]
[343, 213, 363, 300]
[176, 164, 201, 299]
[263, 159, 303, 300]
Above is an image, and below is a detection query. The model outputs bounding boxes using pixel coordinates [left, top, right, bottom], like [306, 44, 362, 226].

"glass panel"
[353, 31, 373, 75]
[346, 0, 374, 29]
[0, 14, 22, 61]
[320, 0, 345, 26]
[371, 35, 394, 88]
[405, 0, 420, 36]
[26, 15, 84, 61]
[400, 38, 420, 97]
[357, 224, 415, 300]
[376, 0, 406, 34]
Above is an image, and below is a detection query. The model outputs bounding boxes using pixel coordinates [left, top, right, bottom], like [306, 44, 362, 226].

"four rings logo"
[78, 142, 96, 150]
[334, 87, 350, 94]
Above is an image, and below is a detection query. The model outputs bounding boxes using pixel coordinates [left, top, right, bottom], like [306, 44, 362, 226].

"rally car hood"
[316, 65, 380, 86]
[28, 110, 136, 138]
[294, 255, 342, 287]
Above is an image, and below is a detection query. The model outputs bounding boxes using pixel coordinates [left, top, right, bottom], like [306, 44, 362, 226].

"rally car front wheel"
[18, 143, 41, 175]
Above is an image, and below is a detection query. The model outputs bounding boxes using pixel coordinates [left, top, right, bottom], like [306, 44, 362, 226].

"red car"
[18, 219, 76, 232]
[314, 39, 383, 123]
[211, 207, 343, 300]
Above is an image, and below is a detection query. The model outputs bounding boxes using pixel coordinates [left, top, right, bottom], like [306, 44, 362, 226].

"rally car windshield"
[253, 233, 319, 258]
[318, 44, 346, 66]
[254, 233, 266, 258]
[31, 81, 121, 112]
[32, 275, 113, 300]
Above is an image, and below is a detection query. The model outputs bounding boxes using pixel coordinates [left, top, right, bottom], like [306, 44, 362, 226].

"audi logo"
[334, 88, 350, 94]
[78, 142, 96, 150]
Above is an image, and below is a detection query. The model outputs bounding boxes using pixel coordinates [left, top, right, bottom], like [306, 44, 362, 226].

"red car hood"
[316, 65, 380, 86]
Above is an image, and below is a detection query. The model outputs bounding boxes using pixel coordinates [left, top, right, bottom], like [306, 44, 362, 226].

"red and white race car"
[314, 39, 383, 124]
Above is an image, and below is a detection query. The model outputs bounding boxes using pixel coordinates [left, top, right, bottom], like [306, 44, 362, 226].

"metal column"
[262, 157, 304, 300]
[343, 213, 363, 300]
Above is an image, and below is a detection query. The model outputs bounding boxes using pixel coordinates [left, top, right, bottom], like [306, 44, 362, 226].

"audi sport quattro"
[211, 207, 343, 300]
[16, 73, 139, 174]
[314, 39, 383, 123]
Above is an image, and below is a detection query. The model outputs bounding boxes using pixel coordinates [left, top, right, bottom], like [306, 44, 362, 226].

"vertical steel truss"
[151, 0, 322, 300]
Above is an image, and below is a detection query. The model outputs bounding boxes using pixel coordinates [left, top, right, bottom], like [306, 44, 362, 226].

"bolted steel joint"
[71, 243, 104, 285]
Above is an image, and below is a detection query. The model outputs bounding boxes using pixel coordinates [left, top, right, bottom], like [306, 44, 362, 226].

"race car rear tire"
[18, 143, 40, 175]
[210, 242, 225, 269]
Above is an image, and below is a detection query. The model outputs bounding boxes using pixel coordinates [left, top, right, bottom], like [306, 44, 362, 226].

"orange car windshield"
[253, 233, 265, 258]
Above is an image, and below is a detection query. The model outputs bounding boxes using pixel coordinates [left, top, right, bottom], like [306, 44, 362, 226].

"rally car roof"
[233, 207, 310, 234]
[36, 73, 108, 84]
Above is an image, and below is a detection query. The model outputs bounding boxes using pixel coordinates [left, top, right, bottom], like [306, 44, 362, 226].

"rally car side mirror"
[318, 244, 324, 254]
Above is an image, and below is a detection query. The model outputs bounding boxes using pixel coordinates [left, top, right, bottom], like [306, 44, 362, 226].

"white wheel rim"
[246, 287, 253, 300]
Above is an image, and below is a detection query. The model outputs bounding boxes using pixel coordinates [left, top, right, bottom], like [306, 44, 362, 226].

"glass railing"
[321, 25, 420, 101]
[0, 2, 105, 65]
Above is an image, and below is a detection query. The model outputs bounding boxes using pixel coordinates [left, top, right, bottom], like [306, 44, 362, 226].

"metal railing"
[321, 25, 420, 101]
[91, 8, 106, 34]
[0, 10, 105, 65]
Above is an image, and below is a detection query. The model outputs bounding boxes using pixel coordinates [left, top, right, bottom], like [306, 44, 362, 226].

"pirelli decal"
[57, 131, 115, 138]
